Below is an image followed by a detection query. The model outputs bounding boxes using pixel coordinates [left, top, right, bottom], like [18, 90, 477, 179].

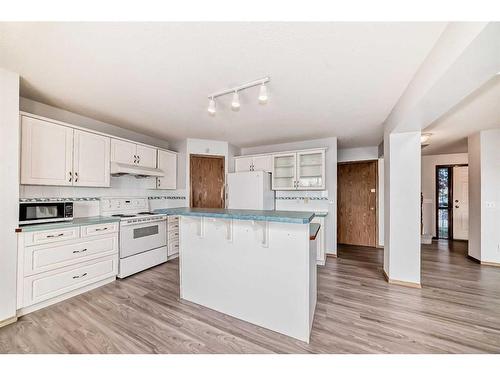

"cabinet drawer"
[167, 215, 179, 224]
[24, 235, 118, 276]
[168, 241, 179, 256]
[22, 255, 117, 307]
[81, 222, 119, 238]
[168, 230, 179, 240]
[25, 226, 80, 246]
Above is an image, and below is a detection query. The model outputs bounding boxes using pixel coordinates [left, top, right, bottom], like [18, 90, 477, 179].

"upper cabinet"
[21, 116, 111, 187]
[21, 116, 74, 186]
[110, 139, 135, 165]
[271, 149, 326, 190]
[111, 139, 157, 168]
[136, 144, 157, 168]
[157, 149, 177, 189]
[272, 153, 297, 190]
[73, 130, 110, 187]
[235, 155, 272, 173]
[296, 150, 326, 190]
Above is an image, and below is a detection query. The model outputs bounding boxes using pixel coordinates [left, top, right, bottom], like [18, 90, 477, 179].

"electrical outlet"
[486, 201, 496, 208]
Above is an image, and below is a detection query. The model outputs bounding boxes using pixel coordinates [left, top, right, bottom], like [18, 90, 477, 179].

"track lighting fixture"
[207, 97, 216, 115]
[207, 76, 270, 115]
[231, 91, 240, 111]
[258, 83, 268, 104]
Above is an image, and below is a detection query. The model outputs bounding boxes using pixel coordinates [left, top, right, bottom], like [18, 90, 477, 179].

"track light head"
[231, 91, 240, 111]
[207, 97, 216, 115]
[258, 83, 268, 104]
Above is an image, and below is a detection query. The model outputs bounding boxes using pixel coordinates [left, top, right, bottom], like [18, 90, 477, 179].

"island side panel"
[179, 216, 312, 342]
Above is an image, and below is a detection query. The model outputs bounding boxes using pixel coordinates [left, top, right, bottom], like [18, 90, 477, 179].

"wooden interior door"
[190, 155, 225, 208]
[337, 161, 377, 247]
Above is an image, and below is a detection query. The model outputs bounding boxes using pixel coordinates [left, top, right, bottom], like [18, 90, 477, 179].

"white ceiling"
[422, 75, 500, 155]
[0, 22, 446, 148]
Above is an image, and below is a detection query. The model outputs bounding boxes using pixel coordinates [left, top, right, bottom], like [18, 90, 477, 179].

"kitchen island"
[154, 207, 318, 343]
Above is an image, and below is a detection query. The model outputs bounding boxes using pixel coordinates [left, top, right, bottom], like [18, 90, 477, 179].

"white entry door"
[453, 166, 469, 240]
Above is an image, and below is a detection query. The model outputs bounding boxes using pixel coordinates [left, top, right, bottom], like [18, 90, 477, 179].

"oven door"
[119, 219, 167, 258]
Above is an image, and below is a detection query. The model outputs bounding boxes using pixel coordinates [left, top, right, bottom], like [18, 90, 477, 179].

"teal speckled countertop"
[17, 216, 121, 232]
[154, 208, 315, 224]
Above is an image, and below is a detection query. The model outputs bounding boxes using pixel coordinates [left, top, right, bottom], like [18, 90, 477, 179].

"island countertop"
[154, 207, 315, 224]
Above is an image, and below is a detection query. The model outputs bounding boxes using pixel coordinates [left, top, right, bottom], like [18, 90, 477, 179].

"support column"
[383, 129, 421, 288]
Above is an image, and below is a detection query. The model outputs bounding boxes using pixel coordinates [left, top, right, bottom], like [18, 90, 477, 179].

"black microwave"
[19, 201, 73, 225]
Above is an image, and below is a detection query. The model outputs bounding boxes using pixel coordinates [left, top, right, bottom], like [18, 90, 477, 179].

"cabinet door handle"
[47, 233, 64, 238]
[72, 272, 88, 279]
[137, 155, 140, 163]
[158, 179, 161, 188]
[69, 171, 72, 182]
[133, 155, 137, 163]
[94, 227, 108, 232]
[73, 248, 88, 254]
[74, 172, 79, 183]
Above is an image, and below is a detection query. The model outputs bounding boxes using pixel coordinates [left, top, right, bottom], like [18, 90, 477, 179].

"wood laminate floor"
[1, 240, 500, 353]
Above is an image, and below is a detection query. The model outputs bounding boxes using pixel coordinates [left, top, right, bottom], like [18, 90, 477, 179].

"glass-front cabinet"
[297, 150, 325, 189]
[272, 153, 297, 190]
[271, 149, 326, 190]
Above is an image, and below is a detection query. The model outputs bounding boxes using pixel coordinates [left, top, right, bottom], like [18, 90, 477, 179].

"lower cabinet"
[17, 223, 119, 315]
[167, 216, 179, 257]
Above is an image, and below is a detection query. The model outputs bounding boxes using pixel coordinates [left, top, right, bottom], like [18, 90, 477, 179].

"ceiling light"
[231, 91, 240, 111]
[207, 97, 216, 115]
[421, 133, 432, 144]
[258, 83, 268, 104]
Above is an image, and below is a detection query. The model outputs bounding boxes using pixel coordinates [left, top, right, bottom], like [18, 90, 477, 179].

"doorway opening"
[190, 154, 225, 209]
[435, 164, 468, 240]
[337, 160, 378, 247]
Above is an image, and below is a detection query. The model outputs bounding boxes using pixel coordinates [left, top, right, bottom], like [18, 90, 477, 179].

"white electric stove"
[101, 197, 168, 278]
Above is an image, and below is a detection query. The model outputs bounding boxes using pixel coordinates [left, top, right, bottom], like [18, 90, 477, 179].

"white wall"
[241, 137, 338, 254]
[0, 68, 19, 324]
[421, 153, 468, 237]
[468, 130, 500, 264]
[337, 146, 378, 162]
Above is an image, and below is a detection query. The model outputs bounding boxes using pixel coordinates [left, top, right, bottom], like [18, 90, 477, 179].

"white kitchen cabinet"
[272, 149, 326, 191]
[252, 155, 273, 172]
[156, 149, 177, 189]
[272, 153, 297, 190]
[73, 130, 110, 187]
[235, 156, 253, 172]
[111, 139, 158, 168]
[21, 116, 74, 186]
[297, 149, 326, 190]
[235, 155, 272, 173]
[110, 139, 136, 165]
[136, 144, 157, 168]
[167, 216, 179, 257]
[17, 223, 119, 315]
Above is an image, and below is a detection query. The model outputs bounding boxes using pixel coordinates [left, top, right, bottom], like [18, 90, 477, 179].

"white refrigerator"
[227, 171, 275, 210]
